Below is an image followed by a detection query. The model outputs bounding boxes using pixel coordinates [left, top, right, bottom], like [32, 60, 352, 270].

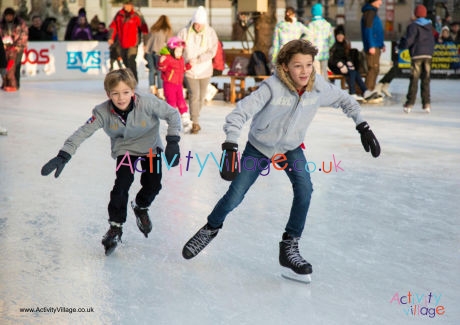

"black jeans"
[108, 152, 162, 224]
[120, 46, 139, 81]
[405, 58, 432, 107]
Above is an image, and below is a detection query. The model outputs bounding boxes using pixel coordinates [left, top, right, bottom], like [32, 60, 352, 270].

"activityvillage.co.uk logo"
[115, 148, 345, 177]
[389, 291, 445, 319]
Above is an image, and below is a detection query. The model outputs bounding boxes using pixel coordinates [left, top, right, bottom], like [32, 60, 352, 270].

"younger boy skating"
[41, 68, 181, 255]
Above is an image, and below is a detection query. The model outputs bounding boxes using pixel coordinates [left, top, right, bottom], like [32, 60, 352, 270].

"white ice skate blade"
[281, 268, 312, 284]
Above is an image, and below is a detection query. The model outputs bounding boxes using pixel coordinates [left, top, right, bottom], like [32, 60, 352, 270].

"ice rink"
[1, 77, 459, 324]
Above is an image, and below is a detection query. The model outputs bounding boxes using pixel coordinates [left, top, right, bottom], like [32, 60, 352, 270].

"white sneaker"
[423, 105, 431, 113]
[351, 94, 364, 101]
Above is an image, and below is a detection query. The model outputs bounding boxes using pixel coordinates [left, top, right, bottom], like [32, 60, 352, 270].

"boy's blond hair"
[104, 68, 137, 93]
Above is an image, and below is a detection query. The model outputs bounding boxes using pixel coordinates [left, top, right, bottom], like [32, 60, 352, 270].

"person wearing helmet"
[158, 36, 193, 133]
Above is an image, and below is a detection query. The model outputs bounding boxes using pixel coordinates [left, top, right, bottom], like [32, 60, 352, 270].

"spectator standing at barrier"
[177, 6, 218, 134]
[41, 17, 58, 41]
[449, 21, 460, 43]
[306, 3, 334, 81]
[361, 0, 385, 93]
[0, 7, 28, 92]
[108, 0, 148, 82]
[93, 22, 108, 41]
[328, 25, 377, 102]
[271, 6, 308, 67]
[70, 15, 93, 41]
[144, 15, 173, 98]
[403, 5, 435, 114]
[437, 25, 453, 43]
[65, 8, 87, 41]
[28, 15, 47, 41]
[1, 36, 8, 134]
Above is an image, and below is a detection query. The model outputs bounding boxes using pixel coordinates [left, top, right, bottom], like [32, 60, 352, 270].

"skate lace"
[286, 238, 307, 267]
[187, 228, 216, 255]
[105, 227, 122, 241]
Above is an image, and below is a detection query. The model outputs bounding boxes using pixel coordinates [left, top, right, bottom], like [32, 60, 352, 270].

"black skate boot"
[131, 201, 152, 238]
[279, 232, 312, 283]
[182, 223, 220, 259]
[102, 224, 123, 256]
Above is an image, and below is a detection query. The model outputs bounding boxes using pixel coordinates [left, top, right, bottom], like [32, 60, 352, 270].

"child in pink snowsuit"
[158, 36, 193, 133]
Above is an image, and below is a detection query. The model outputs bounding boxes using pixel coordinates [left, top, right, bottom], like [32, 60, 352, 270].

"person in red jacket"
[158, 36, 193, 133]
[108, 0, 148, 81]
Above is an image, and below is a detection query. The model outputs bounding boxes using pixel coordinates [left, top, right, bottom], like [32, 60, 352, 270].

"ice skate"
[131, 201, 152, 238]
[181, 113, 193, 133]
[182, 223, 220, 259]
[279, 232, 312, 283]
[102, 223, 123, 256]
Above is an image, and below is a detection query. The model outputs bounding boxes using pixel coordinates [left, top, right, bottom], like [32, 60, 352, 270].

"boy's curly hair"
[104, 68, 137, 93]
[276, 39, 318, 67]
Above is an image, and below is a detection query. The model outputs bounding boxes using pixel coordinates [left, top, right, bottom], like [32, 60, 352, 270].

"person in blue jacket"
[181, 39, 381, 282]
[361, 0, 385, 93]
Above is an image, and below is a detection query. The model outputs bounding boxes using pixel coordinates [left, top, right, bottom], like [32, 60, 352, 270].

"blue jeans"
[145, 53, 163, 88]
[207, 142, 313, 237]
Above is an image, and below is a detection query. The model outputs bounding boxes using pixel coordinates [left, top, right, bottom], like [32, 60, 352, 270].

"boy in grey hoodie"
[182, 40, 380, 282]
[41, 69, 181, 255]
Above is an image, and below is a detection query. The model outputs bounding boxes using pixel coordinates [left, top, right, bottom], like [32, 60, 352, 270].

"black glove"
[356, 121, 381, 158]
[41, 150, 72, 178]
[165, 135, 180, 167]
[220, 142, 239, 181]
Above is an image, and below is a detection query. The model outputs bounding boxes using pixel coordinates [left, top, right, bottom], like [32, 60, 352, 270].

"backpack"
[247, 50, 270, 76]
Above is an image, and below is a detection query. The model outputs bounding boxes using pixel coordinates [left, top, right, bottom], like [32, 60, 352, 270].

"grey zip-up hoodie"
[61, 93, 181, 159]
[224, 66, 365, 158]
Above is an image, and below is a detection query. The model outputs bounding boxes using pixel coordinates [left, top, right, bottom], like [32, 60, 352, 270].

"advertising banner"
[20, 41, 147, 81]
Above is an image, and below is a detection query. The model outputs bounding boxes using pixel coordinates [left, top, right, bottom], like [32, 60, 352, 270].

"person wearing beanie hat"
[329, 25, 377, 102]
[402, 2, 435, 113]
[311, 3, 323, 18]
[271, 6, 309, 65]
[414, 4, 427, 18]
[306, 3, 334, 80]
[177, 6, 218, 134]
[360, 0, 384, 93]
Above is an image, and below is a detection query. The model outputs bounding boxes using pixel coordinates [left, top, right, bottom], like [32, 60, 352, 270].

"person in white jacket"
[177, 6, 218, 134]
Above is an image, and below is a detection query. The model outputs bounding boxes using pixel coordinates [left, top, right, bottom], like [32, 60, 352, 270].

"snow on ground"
[0, 77, 459, 324]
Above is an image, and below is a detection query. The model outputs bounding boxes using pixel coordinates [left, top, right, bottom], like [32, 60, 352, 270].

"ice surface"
[1, 77, 459, 324]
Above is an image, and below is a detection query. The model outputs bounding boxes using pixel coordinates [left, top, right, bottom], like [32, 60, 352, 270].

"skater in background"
[158, 36, 193, 133]
[361, 0, 385, 93]
[144, 15, 173, 99]
[108, 0, 148, 81]
[177, 6, 218, 134]
[182, 39, 381, 282]
[271, 6, 309, 67]
[41, 68, 181, 255]
[306, 3, 334, 80]
[403, 5, 435, 113]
